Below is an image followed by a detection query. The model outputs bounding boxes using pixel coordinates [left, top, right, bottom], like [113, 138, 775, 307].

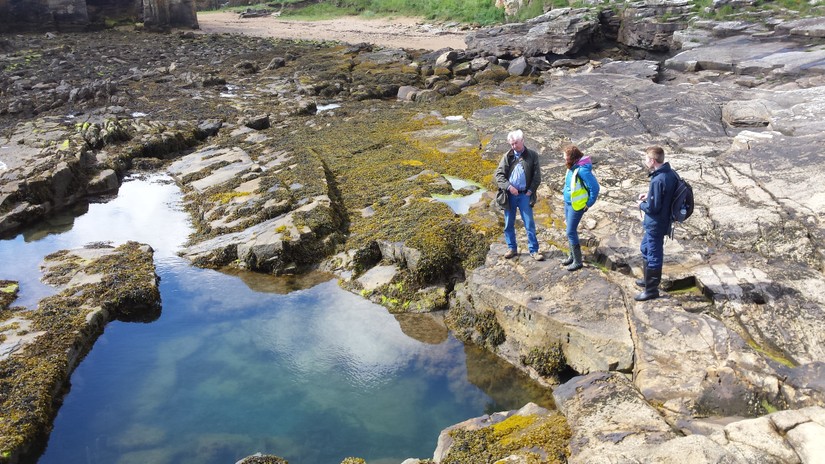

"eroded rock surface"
[553, 372, 825, 464]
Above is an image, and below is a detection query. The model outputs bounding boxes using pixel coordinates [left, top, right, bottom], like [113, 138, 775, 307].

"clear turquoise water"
[0, 175, 553, 464]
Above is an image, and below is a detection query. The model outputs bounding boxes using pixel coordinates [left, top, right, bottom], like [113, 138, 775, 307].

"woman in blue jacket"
[561, 145, 600, 271]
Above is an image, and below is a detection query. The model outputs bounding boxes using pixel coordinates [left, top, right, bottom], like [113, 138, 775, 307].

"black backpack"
[671, 172, 694, 224]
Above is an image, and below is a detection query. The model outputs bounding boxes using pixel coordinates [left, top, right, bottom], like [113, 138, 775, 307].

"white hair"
[507, 129, 524, 143]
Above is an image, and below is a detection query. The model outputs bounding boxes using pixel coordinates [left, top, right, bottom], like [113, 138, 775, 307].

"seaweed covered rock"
[0, 281, 19, 310]
[172, 142, 346, 274]
[236, 453, 289, 464]
[434, 402, 570, 464]
[0, 241, 159, 463]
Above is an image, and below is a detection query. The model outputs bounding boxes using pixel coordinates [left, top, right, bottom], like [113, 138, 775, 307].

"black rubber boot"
[561, 243, 574, 266]
[634, 268, 661, 301]
[635, 260, 648, 287]
[567, 244, 583, 271]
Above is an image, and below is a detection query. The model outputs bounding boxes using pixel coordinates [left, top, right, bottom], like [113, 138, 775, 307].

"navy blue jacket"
[640, 162, 678, 235]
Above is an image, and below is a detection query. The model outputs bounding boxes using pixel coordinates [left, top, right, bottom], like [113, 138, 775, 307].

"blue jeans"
[503, 192, 539, 253]
[640, 229, 665, 269]
[564, 202, 584, 246]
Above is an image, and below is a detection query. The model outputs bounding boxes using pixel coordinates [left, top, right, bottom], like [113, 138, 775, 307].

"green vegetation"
[443, 412, 571, 464]
[223, 0, 506, 24]
[521, 344, 566, 379]
[206, 0, 825, 25]
[693, 0, 825, 19]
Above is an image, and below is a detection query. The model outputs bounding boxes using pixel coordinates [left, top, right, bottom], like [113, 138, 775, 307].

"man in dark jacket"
[636, 146, 678, 301]
[494, 129, 544, 261]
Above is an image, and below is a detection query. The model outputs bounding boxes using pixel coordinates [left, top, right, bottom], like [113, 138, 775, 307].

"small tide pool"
[0, 174, 553, 464]
[431, 175, 487, 215]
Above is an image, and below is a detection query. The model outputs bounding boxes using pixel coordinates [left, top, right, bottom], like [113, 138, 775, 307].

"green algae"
[443, 412, 571, 464]
[521, 344, 566, 380]
[746, 338, 796, 368]
[0, 282, 19, 310]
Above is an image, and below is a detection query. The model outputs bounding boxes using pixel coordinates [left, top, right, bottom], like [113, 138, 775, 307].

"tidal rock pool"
[1, 174, 552, 464]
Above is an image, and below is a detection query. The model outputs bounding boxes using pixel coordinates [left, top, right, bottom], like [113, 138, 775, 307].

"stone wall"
[0, 0, 197, 33]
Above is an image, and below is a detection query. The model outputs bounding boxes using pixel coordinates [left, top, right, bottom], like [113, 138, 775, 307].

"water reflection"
[431, 174, 486, 215]
[218, 267, 337, 295]
[464, 344, 556, 413]
[394, 312, 450, 345]
[0, 174, 190, 308]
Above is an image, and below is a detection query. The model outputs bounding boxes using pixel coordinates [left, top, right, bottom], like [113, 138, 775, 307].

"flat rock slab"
[468, 244, 633, 375]
[665, 35, 825, 76]
[553, 372, 825, 464]
[629, 295, 778, 419]
[357, 264, 399, 292]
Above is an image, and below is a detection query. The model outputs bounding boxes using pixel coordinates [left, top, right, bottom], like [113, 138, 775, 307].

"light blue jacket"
[562, 156, 600, 208]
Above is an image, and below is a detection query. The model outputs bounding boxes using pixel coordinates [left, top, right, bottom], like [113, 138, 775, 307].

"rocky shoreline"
[2, 4, 825, 463]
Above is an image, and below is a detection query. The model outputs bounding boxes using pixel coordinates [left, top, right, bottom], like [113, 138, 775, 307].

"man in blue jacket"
[636, 146, 678, 301]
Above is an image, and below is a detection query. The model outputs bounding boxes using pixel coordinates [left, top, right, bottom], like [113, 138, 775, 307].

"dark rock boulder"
[465, 8, 600, 58]
[617, 0, 693, 51]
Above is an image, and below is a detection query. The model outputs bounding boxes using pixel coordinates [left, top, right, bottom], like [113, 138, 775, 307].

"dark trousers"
[640, 229, 665, 269]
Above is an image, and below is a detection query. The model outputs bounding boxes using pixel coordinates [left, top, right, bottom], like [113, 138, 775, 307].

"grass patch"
[276, 0, 506, 24]
[694, 0, 825, 19]
[283, 3, 361, 20]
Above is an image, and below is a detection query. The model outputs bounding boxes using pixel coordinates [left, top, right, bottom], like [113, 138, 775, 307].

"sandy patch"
[196, 12, 468, 50]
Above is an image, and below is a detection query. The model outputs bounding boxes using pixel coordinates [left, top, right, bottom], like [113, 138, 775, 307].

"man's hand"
[638, 193, 647, 201]
[508, 185, 518, 194]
